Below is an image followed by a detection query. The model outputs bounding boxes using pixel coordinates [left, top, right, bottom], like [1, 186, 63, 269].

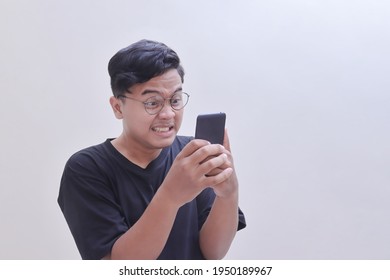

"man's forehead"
[128, 69, 182, 95]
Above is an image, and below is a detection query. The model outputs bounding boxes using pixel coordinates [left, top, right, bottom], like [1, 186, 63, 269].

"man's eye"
[171, 93, 183, 105]
[144, 100, 161, 108]
[171, 98, 182, 105]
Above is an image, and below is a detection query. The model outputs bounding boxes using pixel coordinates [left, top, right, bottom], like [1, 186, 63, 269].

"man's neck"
[111, 135, 162, 169]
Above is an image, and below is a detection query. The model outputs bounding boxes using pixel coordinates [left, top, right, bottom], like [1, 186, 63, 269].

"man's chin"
[150, 134, 177, 149]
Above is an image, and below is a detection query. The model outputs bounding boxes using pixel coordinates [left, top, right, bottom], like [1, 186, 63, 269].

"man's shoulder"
[65, 140, 111, 168]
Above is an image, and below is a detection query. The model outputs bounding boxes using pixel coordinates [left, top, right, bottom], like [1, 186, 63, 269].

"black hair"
[108, 39, 185, 97]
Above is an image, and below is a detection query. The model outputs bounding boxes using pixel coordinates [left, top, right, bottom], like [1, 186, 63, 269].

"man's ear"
[109, 96, 123, 119]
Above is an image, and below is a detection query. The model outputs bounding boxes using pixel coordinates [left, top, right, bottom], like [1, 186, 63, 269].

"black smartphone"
[195, 113, 226, 145]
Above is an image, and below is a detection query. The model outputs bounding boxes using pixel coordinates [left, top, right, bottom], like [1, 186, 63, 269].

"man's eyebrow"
[174, 87, 183, 93]
[141, 87, 183, 95]
[141, 89, 161, 95]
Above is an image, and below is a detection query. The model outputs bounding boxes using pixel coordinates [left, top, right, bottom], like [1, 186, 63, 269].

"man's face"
[112, 69, 185, 151]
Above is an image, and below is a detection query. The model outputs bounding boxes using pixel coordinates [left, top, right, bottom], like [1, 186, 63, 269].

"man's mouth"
[151, 126, 174, 133]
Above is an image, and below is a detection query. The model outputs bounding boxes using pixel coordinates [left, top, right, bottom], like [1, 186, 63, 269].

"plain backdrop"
[1, 0, 389, 259]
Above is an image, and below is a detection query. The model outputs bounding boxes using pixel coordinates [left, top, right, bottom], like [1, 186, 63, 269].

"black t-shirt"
[58, 136, 246, 259]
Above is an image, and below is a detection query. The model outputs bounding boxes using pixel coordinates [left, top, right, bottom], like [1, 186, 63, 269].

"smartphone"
[195, 113, 226, 145]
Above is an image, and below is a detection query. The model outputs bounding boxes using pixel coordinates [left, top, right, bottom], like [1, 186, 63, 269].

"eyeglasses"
[118, 91, 190, 115]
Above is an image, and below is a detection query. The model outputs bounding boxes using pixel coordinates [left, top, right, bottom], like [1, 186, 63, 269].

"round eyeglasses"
[118, 92, 190, 115]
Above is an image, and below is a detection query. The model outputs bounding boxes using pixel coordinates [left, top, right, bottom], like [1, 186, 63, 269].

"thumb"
[223, 128, 231, 152]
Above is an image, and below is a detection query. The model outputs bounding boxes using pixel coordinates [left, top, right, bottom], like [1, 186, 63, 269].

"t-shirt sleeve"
[196, 188, 247, 231]
[57, 152, 128, 260]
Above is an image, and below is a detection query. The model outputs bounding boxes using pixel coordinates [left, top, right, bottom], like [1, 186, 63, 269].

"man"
[58, 39, 246, 260]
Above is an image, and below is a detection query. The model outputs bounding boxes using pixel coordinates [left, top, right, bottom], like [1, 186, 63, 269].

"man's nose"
[158, 100, 175, 117]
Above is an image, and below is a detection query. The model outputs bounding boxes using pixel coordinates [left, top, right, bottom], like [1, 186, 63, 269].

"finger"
[176, 139, 210, 160]
[203, 155, 232, 174]
[190, 143, 225, 164]
[205, 167, 224, 177]
[202, 167, 233, 187]
[198, 153, 229, 175]
[200, 153, 231, 165]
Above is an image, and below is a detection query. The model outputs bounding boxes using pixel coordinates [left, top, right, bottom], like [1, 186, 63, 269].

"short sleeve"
[58, 152, 128, 259]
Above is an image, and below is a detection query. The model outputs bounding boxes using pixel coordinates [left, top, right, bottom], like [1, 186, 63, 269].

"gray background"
[1, 0, 389, 259]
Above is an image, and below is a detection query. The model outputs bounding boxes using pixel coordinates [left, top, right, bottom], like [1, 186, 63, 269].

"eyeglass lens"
[144, 92, 189, 114]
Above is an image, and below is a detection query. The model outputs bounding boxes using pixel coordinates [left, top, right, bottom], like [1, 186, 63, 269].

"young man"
[58, 39, 246, 260]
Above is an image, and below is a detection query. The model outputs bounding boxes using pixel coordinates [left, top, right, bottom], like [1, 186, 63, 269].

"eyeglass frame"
[117, 91, 190, 115]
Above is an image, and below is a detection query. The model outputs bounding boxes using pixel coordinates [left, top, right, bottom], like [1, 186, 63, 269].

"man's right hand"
[158, 139, 233, 208]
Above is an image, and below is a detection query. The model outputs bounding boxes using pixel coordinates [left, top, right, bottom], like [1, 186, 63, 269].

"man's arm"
[106, 188, 179, 259]
[199, 130, 240, 259]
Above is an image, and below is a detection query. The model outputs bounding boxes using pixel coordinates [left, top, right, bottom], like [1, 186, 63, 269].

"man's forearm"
[199, 190, 239, 259]
[108, 188, 180, 260]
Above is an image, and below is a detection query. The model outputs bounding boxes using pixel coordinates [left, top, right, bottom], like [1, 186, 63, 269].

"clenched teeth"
[152, 127, 171, 132]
